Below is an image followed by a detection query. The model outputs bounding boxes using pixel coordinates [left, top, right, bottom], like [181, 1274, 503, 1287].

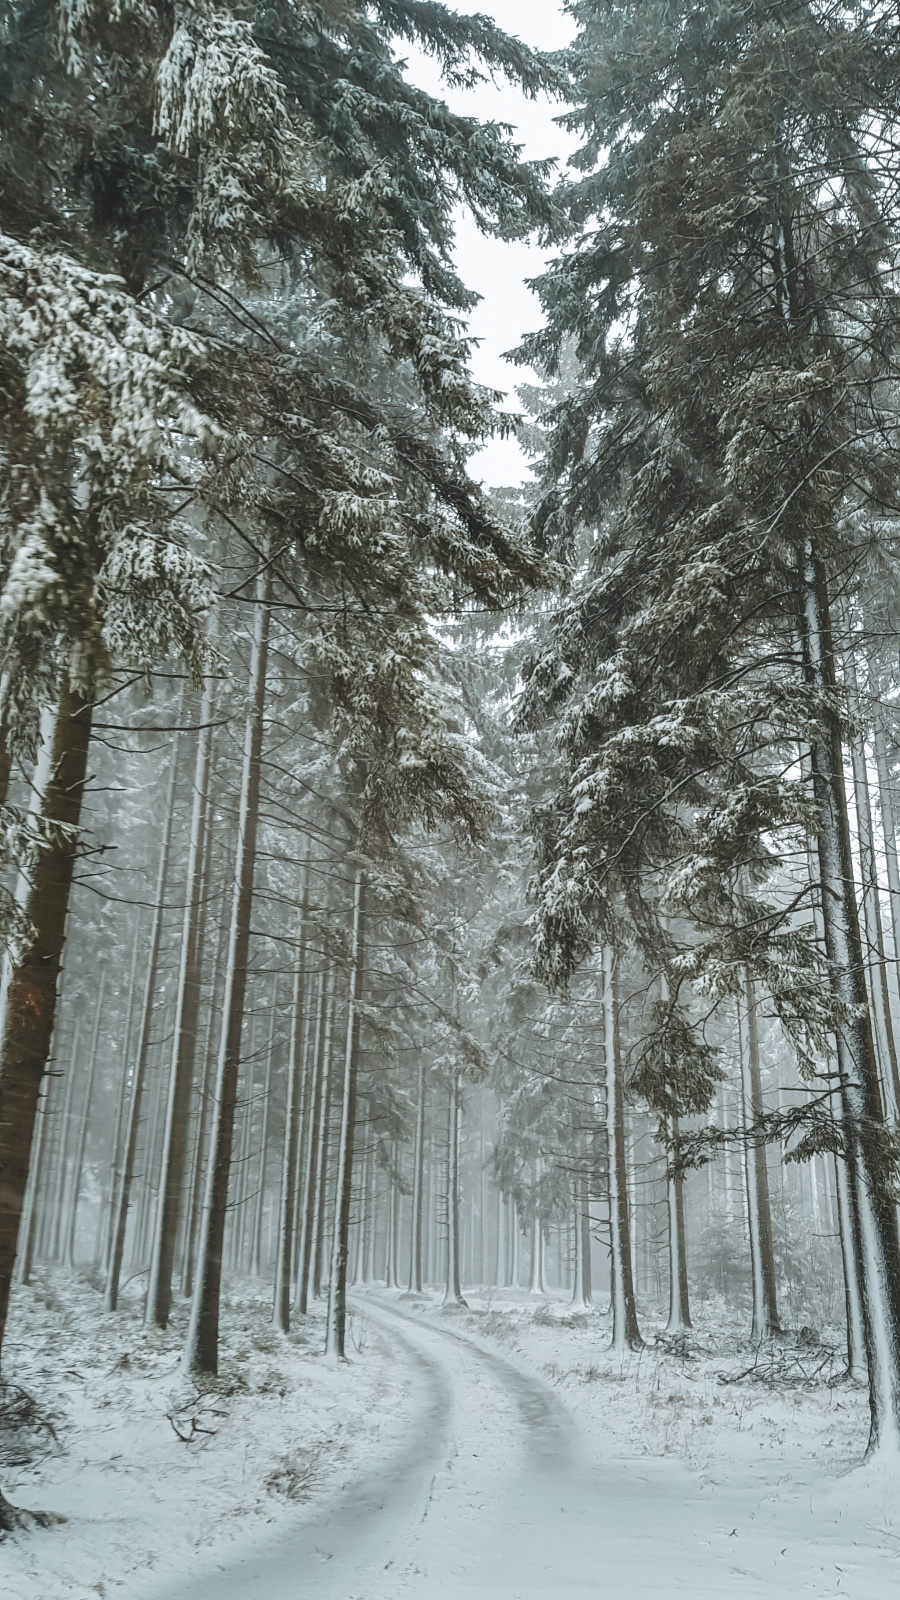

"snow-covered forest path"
[137, 1296, 900, 1600]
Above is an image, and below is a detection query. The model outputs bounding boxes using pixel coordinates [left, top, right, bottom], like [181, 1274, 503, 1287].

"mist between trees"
[6, 0, 900, 1537]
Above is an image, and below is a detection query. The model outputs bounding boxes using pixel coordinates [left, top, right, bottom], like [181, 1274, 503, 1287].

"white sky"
[399, 2, 576, 486]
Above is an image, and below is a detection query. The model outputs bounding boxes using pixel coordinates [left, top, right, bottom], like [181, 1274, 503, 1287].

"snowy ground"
[2, 1275, 900, 1598]
[0, 1271, 410, 1599]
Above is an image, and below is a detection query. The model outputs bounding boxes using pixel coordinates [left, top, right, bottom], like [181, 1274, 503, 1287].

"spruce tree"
[520, 0, 900, 1452]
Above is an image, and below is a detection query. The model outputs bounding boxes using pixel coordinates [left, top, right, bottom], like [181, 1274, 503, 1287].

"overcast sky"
[400, 2, 576, 486]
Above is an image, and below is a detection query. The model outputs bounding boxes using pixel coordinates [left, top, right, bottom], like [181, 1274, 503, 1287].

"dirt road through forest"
[142, 1297, 899, 1599]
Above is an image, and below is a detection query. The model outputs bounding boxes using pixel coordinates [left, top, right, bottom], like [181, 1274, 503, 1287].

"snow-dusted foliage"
[0, 235, 210, 747]
[518, 0, 900, 1448]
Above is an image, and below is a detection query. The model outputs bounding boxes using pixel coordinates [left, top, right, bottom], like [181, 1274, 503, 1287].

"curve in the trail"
[135, 1297, 900, 1600]
[357, 1293, 574, 1470]
[139, 1294, 578, 1600]
[139, 1308, 456, 1600]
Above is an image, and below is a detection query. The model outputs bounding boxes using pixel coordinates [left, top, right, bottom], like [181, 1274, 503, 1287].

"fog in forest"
[3, 3, 900, 1597]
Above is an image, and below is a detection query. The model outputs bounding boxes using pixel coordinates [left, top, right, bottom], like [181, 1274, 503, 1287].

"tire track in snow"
[141, 1295, 577, 1599]
[356, 1294, 575, 1471]
[140, 1308, 454, 1600]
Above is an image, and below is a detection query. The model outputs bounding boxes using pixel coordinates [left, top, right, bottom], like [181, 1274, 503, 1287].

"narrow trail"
[142, 1297, 900, 1600]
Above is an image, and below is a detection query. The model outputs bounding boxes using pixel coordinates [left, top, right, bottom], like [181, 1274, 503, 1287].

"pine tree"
[0, 0, 554, 1367]
[519, 0, 900, 1451]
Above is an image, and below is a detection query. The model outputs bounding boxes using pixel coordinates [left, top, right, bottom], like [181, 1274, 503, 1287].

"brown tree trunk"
[405, 1059, 426, 1297]
[182, 566, 272, 1376]
[46, 1016, 80, 1262]
[104, 737, 180, 1312]
[664, 1113, 691, 1334]
[296, 969, 330, 1315]
[98, 919, 142, 1275]
[273, 875, 310, 1331]
[737, 974, 781, 1343]
[799, 542, 900, 1453]
[311, 988, 336, 1304]
[602, 947, 642, 1353]
[17, 1073, 51, 1288]
[181, 835, 228, 1301]
[146, 684, 214, 1326]
[443, 1072, 466, 1307]
[251, 998, 277, 1277]
[571, 1169, 593, 1309]
[63, 971, 105, 1268]
[0, 673, 93, 1358]
[326, 869, 365, 1358]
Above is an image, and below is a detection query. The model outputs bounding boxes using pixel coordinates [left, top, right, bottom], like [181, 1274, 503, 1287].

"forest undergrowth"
[0, 1272, 406, 1600]
[443, 1295, 870, 1478]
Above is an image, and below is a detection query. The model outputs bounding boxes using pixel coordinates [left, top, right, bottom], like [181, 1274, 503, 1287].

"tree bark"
[104, 737, 180, 1313]
[799, 541, 900, 1453]
[296, 969, 330, 1315]
[182, 565, 272, 1375]
[386, 1141, 400, 1289]
[571, 1169, 593, 1309]
[250, 997, 277, 1278]
[312, 986, 337, 1303]
[602, 946, 642, 1352]
[146, 683, 214, 1327]
[17, 1072, 51, 1288]
[406, 1058, 426, 1296]
[845, 651, 900, 1116]
[664, 1112, 691, 1334]
[180, 880, 227, 1301]
[443, 1072, 466, 1307]
[99, 919, 142, 1276]
[47, 1017, 80, 1262]
[273, 875, 310, 1331]
[63, 971, 105, 1268]
[737, 973, 781, 1343]
[325, 869, 365, 1358]
[872, 704, 900, 986]
[0, 671, 93, 1357]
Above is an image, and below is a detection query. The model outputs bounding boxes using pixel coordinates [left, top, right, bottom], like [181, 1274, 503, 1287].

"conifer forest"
[9, 0, 900, 1594]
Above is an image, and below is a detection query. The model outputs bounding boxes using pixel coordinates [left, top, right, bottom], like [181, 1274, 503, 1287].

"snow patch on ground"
[0, 1271, 407, 1599]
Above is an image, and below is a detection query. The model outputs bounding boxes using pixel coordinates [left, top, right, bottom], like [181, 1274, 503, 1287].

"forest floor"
[1, 1274, 899, 1598]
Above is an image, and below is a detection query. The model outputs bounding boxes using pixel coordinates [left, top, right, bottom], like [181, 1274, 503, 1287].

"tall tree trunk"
[47, 1017, 81, 1262]
[664, 1113, 691, 1334]
[443, 1072, 466, 1307]
[99, 920, 142, 1275]
[834, 1145, 867, 1379]
[181, 883, 227, 1300]
[602, 946, 642, 1353]
[296, 970, 330, 1315]
[312, 986, 336, 1303]
[183, 567, 272, 1376]
[325, 870, 365, 1359]
[362, 1135, 379, 1285]
[63, 972, 105, 1268]
[251, 998, 277, 1278]
[406, 1058, 426, 1296]
[146, 684, 214, 1327]
[845, 651, 900, 1116]
[104, 738, 180, 1313]
[273, 878, 310, 1331]
[736, 973, 781, 1343]
[799, 543, 900, 1453]
[17, 1073, 51, 1288]
[386, 1142, 400, 1289]
[571, 1169, 593, 1309]
[0, 673, 93, 1357]
[872, 704, 900, 983]
[529, 1209, 545, 1295]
